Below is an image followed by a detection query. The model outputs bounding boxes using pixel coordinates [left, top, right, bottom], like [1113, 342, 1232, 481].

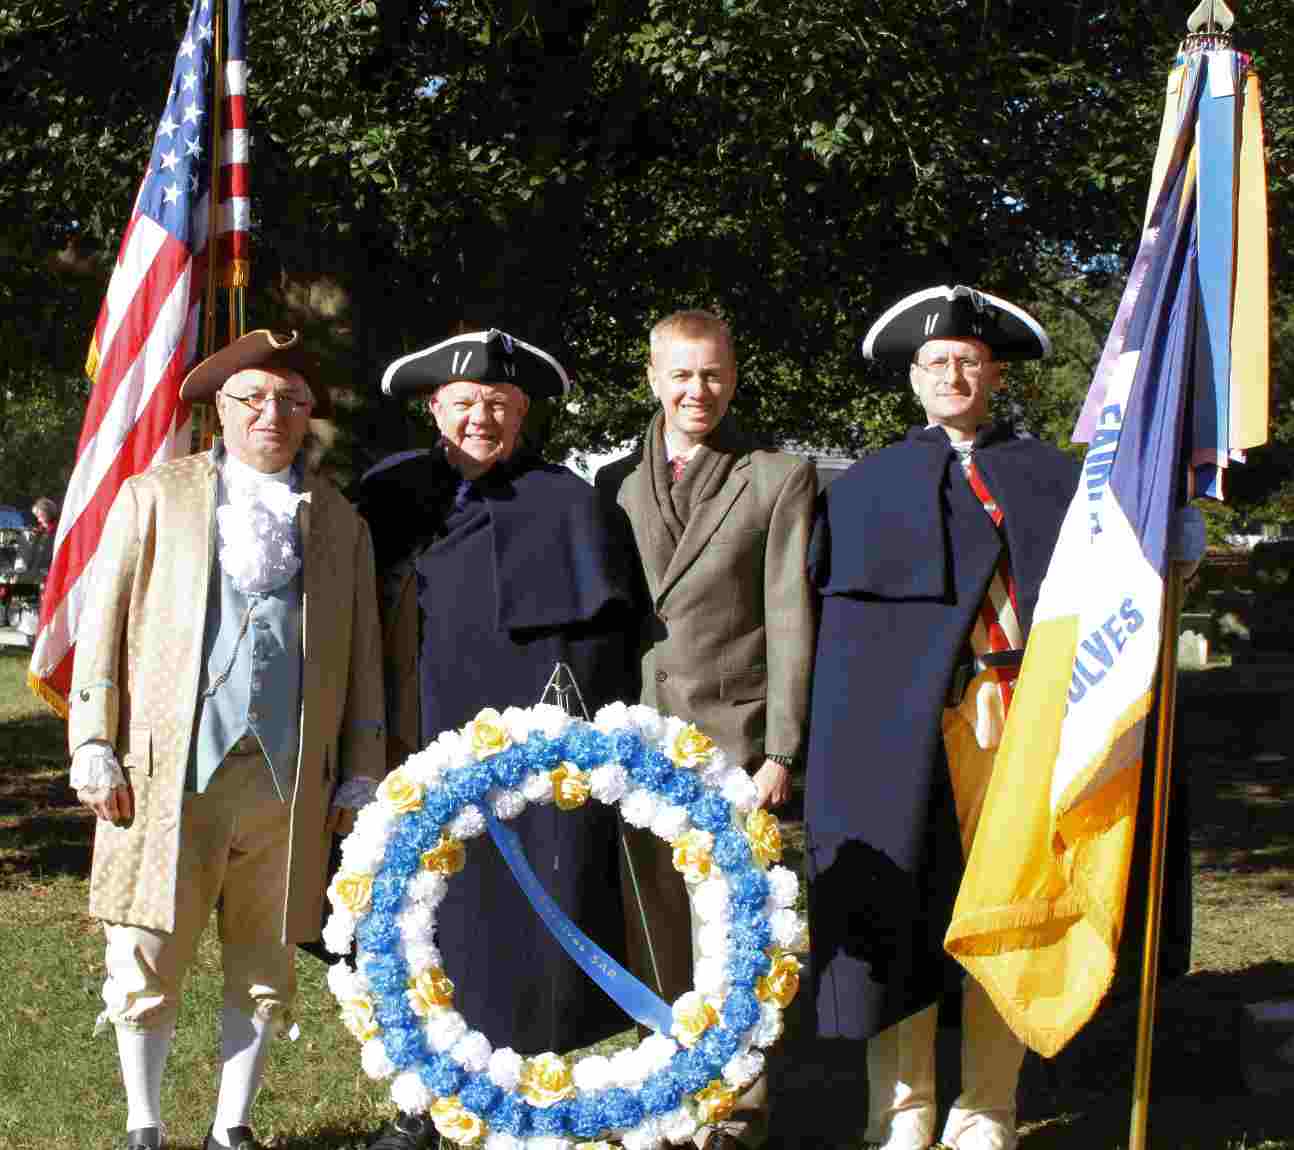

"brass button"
[80, 689, 90, 701]
[655, 670, 668, 683]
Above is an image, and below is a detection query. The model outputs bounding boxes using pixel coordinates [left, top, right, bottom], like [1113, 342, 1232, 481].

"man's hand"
[752, 758, 792, 809]
[80, 783, 134, 825]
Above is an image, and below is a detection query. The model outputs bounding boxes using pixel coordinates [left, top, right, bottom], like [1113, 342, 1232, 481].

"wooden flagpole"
[194, 0, 227, 452]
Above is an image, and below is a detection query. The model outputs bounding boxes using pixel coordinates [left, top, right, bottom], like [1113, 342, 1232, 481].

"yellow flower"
[339, 995, 379, 1042]
[550, 761, 591, 811]
[669, 722, 716, 769]
[670, 991, 719, 1047]
[575, 1143, 616, 1150]
[406, 966, 455, 1017]
[518, 1051, 576, 1108]
[745, 808, 783, 866]
[756, 949, 802, 1008]
[670, 829, 714, 885]
[376, 767, 424, 813]
[467, 707, 512, 760]
[429, 1096, 486, 1146]
[332, 871, 373, 915]
[694, 1079, 739, 1124]
[421, 832, 466, 876]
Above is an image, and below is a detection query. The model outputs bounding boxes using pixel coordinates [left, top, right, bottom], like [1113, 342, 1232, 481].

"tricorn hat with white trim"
[179, 329, 330, 417]
[861, 285, 1051, 364]
[381, 329, 571, 400]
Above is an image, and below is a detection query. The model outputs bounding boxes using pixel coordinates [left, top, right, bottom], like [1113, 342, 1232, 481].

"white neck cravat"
[216, 456, 306, 594]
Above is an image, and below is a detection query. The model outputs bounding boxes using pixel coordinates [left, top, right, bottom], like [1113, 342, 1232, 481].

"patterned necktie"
[670, 455, 688, 484]
[962, 452, 1023, 716]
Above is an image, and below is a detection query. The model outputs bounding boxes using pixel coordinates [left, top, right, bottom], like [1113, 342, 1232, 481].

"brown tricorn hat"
[179, 329, 331, 417]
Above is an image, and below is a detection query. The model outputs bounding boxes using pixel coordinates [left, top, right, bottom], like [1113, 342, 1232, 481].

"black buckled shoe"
[369, 1111, 440, 1150]
[126, 1129, 163, 1150]
[203, 1127, 261, 1150]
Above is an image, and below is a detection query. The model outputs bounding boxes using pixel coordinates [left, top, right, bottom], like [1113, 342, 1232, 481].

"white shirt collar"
[663, 432, 704, 464]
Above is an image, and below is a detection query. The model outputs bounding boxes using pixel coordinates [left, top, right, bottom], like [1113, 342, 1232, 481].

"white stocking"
[116, 1023, 174, 1134]
[211, 1007, 279, 1145]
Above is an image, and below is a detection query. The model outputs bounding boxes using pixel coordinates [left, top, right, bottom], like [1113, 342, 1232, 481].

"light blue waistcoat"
[187, 476, 304, 799]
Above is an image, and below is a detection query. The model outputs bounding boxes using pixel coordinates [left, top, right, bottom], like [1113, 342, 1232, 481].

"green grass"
[3, 647, 1292, 1149]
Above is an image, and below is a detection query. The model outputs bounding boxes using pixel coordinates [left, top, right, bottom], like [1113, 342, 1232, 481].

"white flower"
[426, 1010, 468, 1052]
[722, 1050, 765, 1090]
[405, 870, 449, 910]
[719, 767, 759, 813]
[649, 803, 691, 842]
[343, 805, 396, 870]
[609, 1045, 649, 1089]
[499, 705, 537, 744]
[361, 1037, 396, 1080]
[491, 787, 528, 820]
[769, 908, 808, 950]
[659, 1105, 700, 1144]
[524, 1138, 574, 1150]
[695, 921, 729, 960]
[766, 866, 799, 909]
[451, 1029, 493, 1072]
[588, 763, 629, 804]
[691, 877, 731, 924]
[571, 1053, 612, 1093]
[693, 956, 730, 998]
[751, 1000, 784, 1048]
[637, 1032, 679, 1076]
[484, 1135, 526, 1150]
[592, 700, 631, 732]
[621, 1116, 665, 1149]
[626, 704, 664, 743]
[402, 741, 450, 787]
[325, 959, 361, 1001]
[697, 747, 732, 785]
[620, 787, 659, 829]
[320, 913, 355, 956]
[658, 714, 689, 755]
[435, 728, 473, 769]
[487, 1047, 524, 1091]
[390, 1070, 433, 1114]
[530, 703, 571, 739]
[522, 771, 555, 804]
[449, 804, 487, 840]
[401, 939, 442, 977]
[395, 905, 435, 947]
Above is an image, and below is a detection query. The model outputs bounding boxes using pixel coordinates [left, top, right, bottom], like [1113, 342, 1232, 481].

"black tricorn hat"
[179, 329, 331, 417]
[380, 329, 571, 400]
[861, 285, 1051, 365]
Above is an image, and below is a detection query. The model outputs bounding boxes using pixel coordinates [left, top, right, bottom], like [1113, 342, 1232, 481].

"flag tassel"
[1128, 561, 1186, 1150]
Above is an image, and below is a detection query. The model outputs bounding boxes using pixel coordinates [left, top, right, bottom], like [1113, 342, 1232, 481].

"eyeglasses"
[913, 355, 986, 379]
[221, 390, 313, 417]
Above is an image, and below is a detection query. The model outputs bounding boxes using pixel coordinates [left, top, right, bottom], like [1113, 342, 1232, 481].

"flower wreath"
[323, 701, 807, 1150]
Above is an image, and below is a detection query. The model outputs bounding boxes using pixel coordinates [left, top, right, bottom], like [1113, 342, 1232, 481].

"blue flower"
[608, 729, 643, 769]
[568, 1096, 608, 1139]
[727, 946, 772, 986]
[489, 746, 528, 788]
[729, 914, 773, 952]
[561, 726, 612, 770]
[374, 998, 416, 1032]
[446, 763, 495, 804]
[528, 1098, 573, 1135]
[370, 873, 406, 915]
[722, 988, 762, 1033]
[359, 952, 405, 996]
[519, 736, 562, 772]
[698, 1024, 741, 1068]
[381, 833, 423, 878]
[673, 1048, 713, 1092]
[713, 828, 753, 871]
[631, 748, 675, 790]
[601, 1088, 644, 1129]
[419, 1053, 465, 1096]
[458, 1072, 503, 1117]
[728, 868, 770, 910]
[382, 1025, 423, 1070]
[640, 1069, 685, 1115]
[356, 911, 400, 953]
[423, 787, 460, 824]
[489, 1094, 532, 1136]
[664, 770, 702, 806]
[688, 793, 732, 833]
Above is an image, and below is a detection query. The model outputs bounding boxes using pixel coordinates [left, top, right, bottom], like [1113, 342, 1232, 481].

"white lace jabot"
[217, 455, 307, 594]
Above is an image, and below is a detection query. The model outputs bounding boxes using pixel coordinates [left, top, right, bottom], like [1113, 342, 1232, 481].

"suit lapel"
[618, 448, 676, 601]
[298, 475, 324, 706]
[656, 455, 750, 604]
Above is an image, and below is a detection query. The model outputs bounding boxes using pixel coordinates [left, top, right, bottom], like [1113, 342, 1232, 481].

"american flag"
[29, 0, 249, 713]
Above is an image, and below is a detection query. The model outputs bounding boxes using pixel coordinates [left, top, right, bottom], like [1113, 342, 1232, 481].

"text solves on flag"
[1084, 402, 1122, 539]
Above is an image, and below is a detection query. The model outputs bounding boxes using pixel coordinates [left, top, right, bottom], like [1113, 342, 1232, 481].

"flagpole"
[203, 0, 225, 357]
[1128, 560, 1186, 1150]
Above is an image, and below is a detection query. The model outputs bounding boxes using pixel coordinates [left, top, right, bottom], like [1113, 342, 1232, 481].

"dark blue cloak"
[805, 424, 1080, 1039]
[358, 447, 645, 1053]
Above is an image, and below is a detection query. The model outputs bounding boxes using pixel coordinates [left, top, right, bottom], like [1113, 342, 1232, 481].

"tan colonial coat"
[68, 450, 386, 944]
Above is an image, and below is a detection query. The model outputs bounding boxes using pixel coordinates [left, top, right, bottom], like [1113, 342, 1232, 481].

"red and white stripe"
[217, 56, 249, 284]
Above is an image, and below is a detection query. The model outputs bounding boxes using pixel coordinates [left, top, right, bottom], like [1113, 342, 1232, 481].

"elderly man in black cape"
[805, 287, 1080, 1150]
[356, 329, 644, 1150]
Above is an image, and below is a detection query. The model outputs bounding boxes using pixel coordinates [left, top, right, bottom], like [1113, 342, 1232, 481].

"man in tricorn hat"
[805, 286, 1079, 1150]
[67, 330, 387, 1150]
[358, 328, 644, 1150]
